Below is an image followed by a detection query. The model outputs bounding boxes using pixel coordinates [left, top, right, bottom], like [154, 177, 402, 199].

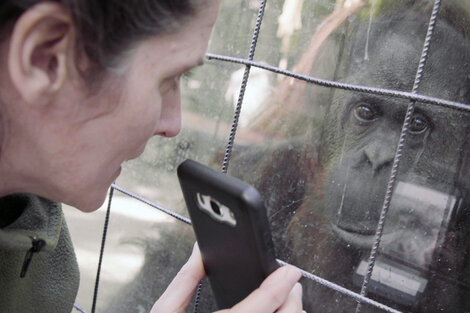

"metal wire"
[110, 184, 203, 311]
[192, 282, 203, 313]
[104, 181, 408, 313]
[91, 186, 114, 313]
[355, 1, 442, 312]
[276, 260, 403, 313]
[205, 53, 470, 113]
[196, 2, 270, 312]
[111, 183, 192, 225]
[221, 0, 267, 174]
[73, 303, 89, 313]
[88, 0, 460, 312]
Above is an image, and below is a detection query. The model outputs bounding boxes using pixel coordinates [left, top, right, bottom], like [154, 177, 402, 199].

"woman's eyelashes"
[182, 69, 195, 80]
[160, 75, 181, 94]
[160, 68, 196, 94]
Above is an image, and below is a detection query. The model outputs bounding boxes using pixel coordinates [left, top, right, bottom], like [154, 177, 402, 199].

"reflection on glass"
[238, 1, 470, 313]
[355, 180, 459, 306]
[77, 1, 470, 313]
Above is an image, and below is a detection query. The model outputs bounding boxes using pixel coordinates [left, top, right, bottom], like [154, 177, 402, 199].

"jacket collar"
[0, 194, 62, 252]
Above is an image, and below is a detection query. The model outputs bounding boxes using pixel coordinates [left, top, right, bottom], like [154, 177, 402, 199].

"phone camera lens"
[210, 200, 221, 215]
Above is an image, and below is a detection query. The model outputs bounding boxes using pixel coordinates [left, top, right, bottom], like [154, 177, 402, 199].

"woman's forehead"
[131, 3, 219, 75]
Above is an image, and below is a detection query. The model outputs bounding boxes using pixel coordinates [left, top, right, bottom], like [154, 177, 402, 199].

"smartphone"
[177, 159, 279, 309]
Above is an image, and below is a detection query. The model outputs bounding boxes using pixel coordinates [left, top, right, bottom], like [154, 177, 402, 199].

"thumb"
[150, 242, 206, 313]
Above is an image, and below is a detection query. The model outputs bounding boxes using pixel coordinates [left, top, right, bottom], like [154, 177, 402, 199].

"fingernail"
[294, 282, 303, 296]
[189, 242, 201, 261]
[284, 265, 302, 283]
[192, 242, 199, 253]
[186, 242, 205, 276]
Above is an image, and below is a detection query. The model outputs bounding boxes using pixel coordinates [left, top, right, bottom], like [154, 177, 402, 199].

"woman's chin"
[67, 188, 110, 212]
[78, 167, 122, 212]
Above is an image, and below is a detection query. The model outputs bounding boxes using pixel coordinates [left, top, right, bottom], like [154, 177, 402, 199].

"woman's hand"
[151, 243, 302, 313]
[150, 243, 206, 313]
[215, 265, 303, 313]
[151, 242, 304, 313]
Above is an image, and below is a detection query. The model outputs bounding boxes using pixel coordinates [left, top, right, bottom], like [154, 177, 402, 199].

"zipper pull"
[20, 236, 46, 278]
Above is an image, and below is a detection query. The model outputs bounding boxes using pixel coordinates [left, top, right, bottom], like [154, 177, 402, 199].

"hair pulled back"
[0, 0, 207, 72]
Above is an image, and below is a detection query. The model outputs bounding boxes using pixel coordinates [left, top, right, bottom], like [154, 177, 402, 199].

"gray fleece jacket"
[0, 194, 80, 313]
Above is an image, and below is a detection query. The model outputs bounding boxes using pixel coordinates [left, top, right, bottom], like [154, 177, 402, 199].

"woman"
[0, 1, 303, 312]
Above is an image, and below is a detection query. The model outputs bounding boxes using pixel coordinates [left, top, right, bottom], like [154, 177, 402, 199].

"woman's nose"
[154, 87, 182, 138]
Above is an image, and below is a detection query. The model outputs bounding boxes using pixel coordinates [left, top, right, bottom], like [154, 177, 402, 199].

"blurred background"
[64, 1, 470, 312]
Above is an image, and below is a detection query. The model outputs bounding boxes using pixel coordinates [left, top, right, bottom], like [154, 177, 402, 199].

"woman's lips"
[113, 165, 122, 180]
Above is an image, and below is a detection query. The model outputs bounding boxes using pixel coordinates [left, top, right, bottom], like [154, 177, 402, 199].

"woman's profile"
[0, 1, 303, 312]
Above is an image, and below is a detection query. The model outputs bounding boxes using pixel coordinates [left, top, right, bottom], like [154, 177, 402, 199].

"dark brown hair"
[0, 0, 208, 71]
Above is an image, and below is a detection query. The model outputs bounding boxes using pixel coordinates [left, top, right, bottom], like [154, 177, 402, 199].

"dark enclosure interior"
[65, 1, 470, 313]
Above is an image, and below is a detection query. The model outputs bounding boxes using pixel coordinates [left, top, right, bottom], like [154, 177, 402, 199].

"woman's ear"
[8, 2, 73, 105]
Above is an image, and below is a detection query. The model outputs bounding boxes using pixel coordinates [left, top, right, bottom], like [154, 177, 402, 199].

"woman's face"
[1, 2, 220, 211]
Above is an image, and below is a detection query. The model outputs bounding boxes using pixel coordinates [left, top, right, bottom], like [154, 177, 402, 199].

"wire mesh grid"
[75, 0, 470, 312]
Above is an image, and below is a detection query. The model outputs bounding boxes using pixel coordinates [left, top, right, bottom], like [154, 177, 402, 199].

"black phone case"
[177, 159, 279, 309]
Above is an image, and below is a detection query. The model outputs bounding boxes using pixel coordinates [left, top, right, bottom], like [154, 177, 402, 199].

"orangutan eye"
[408, 115, 429, 134]
[354, 103, 378, 122]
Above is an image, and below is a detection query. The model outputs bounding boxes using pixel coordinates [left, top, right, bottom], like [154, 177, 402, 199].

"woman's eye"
[182, 69, 195, 80]
[408, 115, 429, 134]
[170, 75, 181, 89]
[160, 75, 181, 94]
[354, 103, 377, 122]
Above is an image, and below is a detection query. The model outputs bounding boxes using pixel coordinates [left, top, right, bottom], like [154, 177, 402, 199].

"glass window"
[65, 1, 470, 312]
